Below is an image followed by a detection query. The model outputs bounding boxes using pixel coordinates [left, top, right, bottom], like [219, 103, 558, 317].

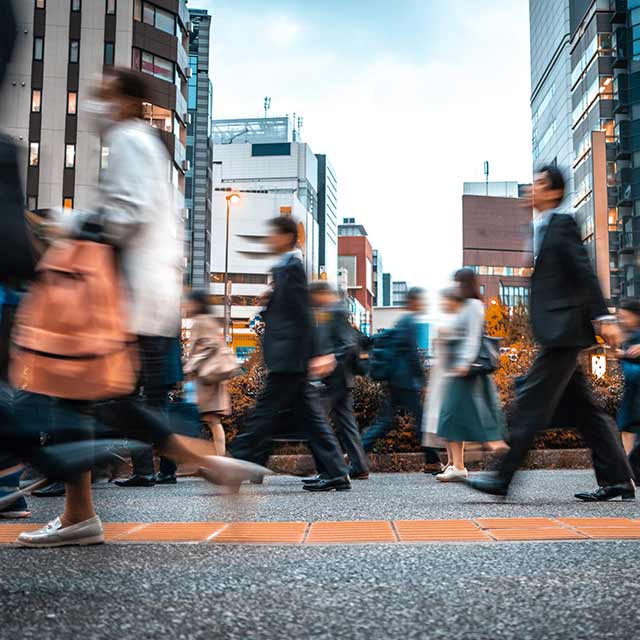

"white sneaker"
[16, 515, 104, 548]
[436, 466, 469, 483]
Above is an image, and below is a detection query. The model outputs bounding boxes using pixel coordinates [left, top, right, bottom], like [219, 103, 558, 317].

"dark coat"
[391, 313, 426, 391]
[262, 254, 316, 374]
[530, 213, 609, 349]
[618, 329, 640, 432]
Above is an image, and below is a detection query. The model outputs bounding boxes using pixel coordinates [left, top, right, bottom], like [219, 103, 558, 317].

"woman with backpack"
[429, 269, 507, 483]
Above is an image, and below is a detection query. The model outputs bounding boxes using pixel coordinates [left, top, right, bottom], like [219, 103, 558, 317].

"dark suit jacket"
[262, 254, 316, 374]
[391, 313, 426, 391]
[530, 213, 609, 349]
[315, 304, 358, 393]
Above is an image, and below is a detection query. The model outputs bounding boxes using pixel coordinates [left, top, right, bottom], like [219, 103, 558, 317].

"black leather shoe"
[302, 473, 329, 485]
[575, 482, 635, 502]
[350, 472, 370, 480]
[154, 472, 177, 485]
[31, 481, 66, 498]
[114, 474, 156, 488]
[464, 473, 509, 497]
[302, 476, 351, 492]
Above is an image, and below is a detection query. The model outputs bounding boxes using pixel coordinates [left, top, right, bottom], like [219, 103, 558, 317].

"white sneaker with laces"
[436, 466, 469, 483]
[16, 515, 104, 548]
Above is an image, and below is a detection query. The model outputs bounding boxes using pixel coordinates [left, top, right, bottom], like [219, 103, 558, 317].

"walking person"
[361, 287, 442, 471]
[183, 290, 232, 458]
[230, 216, 351, 492]
[466, 165, 634, 501]
[432, 271, 507, 482]
[304, 281, 369, 483]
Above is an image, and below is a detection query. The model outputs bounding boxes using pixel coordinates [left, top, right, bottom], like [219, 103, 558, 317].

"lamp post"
[224, 192, 241, 344]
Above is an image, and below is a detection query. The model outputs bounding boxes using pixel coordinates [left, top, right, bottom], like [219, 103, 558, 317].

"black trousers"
[231, 373, 348, 479]
[499, 347, 632, 486]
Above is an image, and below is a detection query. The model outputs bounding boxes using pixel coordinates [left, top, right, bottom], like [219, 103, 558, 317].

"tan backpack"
[10, 239, 138, 400]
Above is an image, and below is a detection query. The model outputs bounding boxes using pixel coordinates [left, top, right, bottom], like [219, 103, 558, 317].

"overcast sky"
[193, 0, 533, 292]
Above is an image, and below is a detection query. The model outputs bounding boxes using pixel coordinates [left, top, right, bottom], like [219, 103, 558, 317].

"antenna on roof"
[263, 96, 271, 119]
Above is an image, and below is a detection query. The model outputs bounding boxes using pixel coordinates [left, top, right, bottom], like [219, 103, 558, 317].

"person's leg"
[332, 390, 369, 476]
[498, 348, 581, 485]
[622, 431, 636, 455]
[61, 472, 95, 526]
[449, 441, 465, 470]
[203, 413, 226, 457]
[361, 388, 396, 452]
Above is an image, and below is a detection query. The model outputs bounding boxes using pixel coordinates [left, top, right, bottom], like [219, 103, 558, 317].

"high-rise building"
[382, 273, 392, 307]
[184, 7, 212, 288]
[530, 0, 575, 208]
[316, 154, 338, 282]
[392, 281, 409, 307]
[0, 0, 191, 214]
[210, 116, 320, 340]
[462, 182, 534, 306]
[372, 249, 384, 306]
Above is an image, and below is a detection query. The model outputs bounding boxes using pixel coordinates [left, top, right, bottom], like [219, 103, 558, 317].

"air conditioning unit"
[182, 160, 191, 172]
[187, 21, 194, 33]
[185, 113, 192, 125]
[185, 67, 193, 78]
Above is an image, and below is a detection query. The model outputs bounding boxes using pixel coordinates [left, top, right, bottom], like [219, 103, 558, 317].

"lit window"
[63, 198, 73, 211]
[104, 42, 114, 66]
[69, 40, 79, 63]
[106, 0, 116, 14]
[71, 0, 81, 11]
[27, 196, 37, 211]
[33, 38, 44, 61]
[29, 142, 39, 167]
[36, 0, 45, 8]
[31, 89, 41, 113]
[67, 91, 77, 115]
[65, 144, 76, 169]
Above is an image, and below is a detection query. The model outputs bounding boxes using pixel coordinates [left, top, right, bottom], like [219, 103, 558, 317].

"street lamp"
[224, 192, 241, 344]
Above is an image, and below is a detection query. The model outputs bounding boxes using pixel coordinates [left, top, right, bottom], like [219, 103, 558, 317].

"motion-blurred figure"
[466, 165, 633, 501]
[230, 217, 351, 492]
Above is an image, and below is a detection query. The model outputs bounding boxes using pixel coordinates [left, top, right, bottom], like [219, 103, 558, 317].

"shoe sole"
[575, 495, 636, 502]
[302, 486, 352, 492]
[16, 534, 105, 548]
[436, 476, 468, 483]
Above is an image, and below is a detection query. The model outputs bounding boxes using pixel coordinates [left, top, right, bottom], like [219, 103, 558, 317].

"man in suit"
[230, 217, 351, 492]
[304, 282, 369, 482]
[466, 165, 634, 501]
[361, 288, 442, 470]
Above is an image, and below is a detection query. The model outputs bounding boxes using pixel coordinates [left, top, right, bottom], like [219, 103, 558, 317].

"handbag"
[192, 344, 240, 384]
[467, 335, 502, 376]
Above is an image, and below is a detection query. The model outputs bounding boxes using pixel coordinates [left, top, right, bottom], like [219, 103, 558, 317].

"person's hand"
[627, 344, 640, 359]
[599, 322, 623, 349]
[453, 366, 469, 377]
[258, 286, 273, 308]
[309, 354, 336, 379]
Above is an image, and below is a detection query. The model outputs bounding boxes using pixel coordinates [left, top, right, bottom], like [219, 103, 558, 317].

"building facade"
[316, 154, 338, 282]
[392, 281, 408, 307]
[462, 185, 534, 306]
[530, 0, 576, 208]
[184, 7, 212, 288]
[372, 249, 384, 306]
[382, 272, 392, 307]
[1, 0, 191, 213]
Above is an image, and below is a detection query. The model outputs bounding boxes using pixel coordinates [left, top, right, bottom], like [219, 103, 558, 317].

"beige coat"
[185, 315, 230, 415]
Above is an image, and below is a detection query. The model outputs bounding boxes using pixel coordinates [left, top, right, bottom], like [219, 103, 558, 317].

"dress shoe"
[575, 482, 635, 502]
[302, 473, 329, 485]
[114, 474, 156, 488]
[198, 457, 271, 488]
[350, 472, 370, 480]
[302, 476, 351, 492]
[464, 473, 509, 497]
[154, 472, 177, 485]
[31, 481, 66, 498]
[17, 515, 104, 548]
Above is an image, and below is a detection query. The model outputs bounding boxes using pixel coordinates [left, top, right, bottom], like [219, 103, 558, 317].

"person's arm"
[332, 308, 357, 363]
[454, 301, 484, 375]
[398, 317, 426, 387]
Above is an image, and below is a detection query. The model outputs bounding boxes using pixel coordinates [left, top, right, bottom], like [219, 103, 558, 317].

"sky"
[193, 0, 533, 292]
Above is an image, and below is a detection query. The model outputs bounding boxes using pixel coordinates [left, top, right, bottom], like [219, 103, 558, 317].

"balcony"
[611, 0, 627, 24]
[613, 27, 628, 68]
[616, 137, 632, 159]
[619, 231, 635, 253]
[175, 83, 187, 123]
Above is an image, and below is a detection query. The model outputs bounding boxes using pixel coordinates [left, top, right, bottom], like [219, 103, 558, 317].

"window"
[106, 0, 116, 14]
[133, 48, 174, 82]
[338, 255, 357, 287]
[27, 196, 37, 211]
[154, 6, 175, 34]
[63, 198, 73, 211]
[65, 144, 76, 169]
[104, 42, 114, 65]
[29, 142, 39, 167]
[33, 38, 44, 61]
[142, 102, 173, 132]
[31, 89, 41, 113]
[67, 91, 77, 115]
[133, 0, 142, 20]
[36, 0, 45, 8]
[499, 285, 530, 309]
[141, 2, 175, 35]
[71, 0, 81, 11]
[69, 40, 79, 63]
[211, 273, 270, 285]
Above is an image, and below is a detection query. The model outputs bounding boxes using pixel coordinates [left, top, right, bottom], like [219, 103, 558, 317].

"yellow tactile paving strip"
[2, 518, 640, 545]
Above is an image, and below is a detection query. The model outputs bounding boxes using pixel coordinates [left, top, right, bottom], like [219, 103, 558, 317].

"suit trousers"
[231, 373, 348, 479]
[499, 347, 632, 486]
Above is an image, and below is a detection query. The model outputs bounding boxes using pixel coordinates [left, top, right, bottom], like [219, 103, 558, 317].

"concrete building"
[1, 0, 191, 212]
[392, 281, 409, 307]
[316, 154, 338, 282]
[372, 249, 384, 306]
[184, 7, 212, 288]
[337, 218, 373, 333]
[381, 273, 392, 307]
[462, 182, 534, 306]
[210, 116, 320, 339]
[530, 0, 575, 208]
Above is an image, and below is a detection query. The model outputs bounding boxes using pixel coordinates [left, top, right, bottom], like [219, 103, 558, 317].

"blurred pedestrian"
[230, 216, 351, 492]
[433, 270, 506, 483]
[466, 165, 633, 501]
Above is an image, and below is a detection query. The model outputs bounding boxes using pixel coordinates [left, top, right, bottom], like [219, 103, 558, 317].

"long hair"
[454, 268, 482, 301]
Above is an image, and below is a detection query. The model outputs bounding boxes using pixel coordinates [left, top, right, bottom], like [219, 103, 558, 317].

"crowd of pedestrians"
[0, 1, 639, 549]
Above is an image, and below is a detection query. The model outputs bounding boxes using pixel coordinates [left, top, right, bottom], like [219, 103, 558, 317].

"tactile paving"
[475, 517, 558, 529]
[213, 521, 307, 544]
[117, 522, 225, 542]
[0, 523, 43, 543]
[558, 518, 638, 528]
[487, 528, 585, 541]
[306, 520, 396, 543]
[395, 519, 491, 542]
